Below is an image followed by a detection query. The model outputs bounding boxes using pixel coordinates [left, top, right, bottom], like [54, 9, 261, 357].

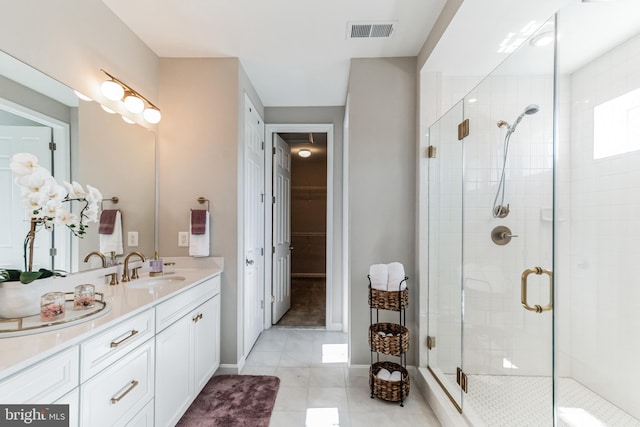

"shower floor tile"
[454, 375, 640, 427]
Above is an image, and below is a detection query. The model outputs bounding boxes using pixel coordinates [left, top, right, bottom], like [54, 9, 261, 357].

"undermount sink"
[125, 275, 186, 289]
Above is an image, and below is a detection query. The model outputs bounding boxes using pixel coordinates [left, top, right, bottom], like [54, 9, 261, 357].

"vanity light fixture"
[74, 90, 92, 102]
[298, 149, 312, 158]
[100, 69, 162, 124]
[101, 105, 116, 114]
[121, 115, 135, 124]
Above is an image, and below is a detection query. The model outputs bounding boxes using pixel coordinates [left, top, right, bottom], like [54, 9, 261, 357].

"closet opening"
[273, 132, 327, 327]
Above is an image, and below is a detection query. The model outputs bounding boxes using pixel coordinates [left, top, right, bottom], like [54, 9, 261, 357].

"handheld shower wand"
[492, 104, 540, 218]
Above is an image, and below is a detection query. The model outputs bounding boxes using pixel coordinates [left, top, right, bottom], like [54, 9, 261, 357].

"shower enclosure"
[421, 2, 640, 426]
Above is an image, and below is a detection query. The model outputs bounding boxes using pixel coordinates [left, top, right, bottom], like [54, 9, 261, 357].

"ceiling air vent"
[348, 22, 396, 39]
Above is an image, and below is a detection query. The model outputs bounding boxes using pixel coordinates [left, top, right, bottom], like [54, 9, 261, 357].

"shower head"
[497, 104, 540, 133]
[523, 104, 540, 115]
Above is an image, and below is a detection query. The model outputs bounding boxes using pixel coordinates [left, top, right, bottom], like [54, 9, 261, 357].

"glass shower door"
[460, 20, 556, 425]
[427, 100, 464, 411]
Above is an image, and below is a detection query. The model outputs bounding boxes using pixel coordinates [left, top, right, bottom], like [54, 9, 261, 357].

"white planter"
[0, 280, 49, 319]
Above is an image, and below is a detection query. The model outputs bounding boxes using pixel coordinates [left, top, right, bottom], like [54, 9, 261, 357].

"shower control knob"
[491, 226, 517, 245]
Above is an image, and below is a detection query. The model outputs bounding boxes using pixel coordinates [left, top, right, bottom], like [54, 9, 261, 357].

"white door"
[0, 126, 52, 269]
[271, 134, 291, 323]
[243, 95, 265, 354]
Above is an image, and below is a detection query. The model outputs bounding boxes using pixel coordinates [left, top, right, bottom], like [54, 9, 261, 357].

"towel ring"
[196, 196, 210, 212]
[100, 196, 119, 210]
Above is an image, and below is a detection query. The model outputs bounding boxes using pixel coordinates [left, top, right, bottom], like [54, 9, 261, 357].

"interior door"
[271, 134, 291, 323]
[0, 125, 52, 269]
[243, 95, 265, 354]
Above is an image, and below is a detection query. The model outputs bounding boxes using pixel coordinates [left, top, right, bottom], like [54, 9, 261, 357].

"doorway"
[264, 124, 334, 330]
[275, 132, 327, 327]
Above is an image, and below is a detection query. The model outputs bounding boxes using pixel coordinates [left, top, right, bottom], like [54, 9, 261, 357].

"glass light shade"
[101, 105, 116, 114]
[124, 93, 144, 113]
[101, 80, 124, 101]
[298, 149, 311, 158]
[73, 90, 92, 102]
[121, 115, 135, 124]
[143, 107, 162, 124]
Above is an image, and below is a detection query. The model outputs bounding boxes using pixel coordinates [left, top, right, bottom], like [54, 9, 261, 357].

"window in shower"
[593, 87, 640, 159]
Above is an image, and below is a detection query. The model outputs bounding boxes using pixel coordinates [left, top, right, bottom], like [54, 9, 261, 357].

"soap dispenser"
[149, 251, 163, 277]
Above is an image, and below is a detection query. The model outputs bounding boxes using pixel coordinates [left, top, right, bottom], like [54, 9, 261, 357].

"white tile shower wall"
[439, 74, 555, 377]
[568, 32, 640, 420]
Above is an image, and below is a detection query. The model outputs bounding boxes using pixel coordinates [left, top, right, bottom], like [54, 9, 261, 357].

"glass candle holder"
[74, 284, 95, 310]
[40, 292, 66, 322]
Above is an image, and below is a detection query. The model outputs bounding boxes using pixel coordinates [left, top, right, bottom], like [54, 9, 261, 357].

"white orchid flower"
[84, 205, 100, 223]
[17, 168, 52, 194]
[10, 153, 40, 176]
[47, 184, 67, 203]
[54, 207, 79, 227]
[85, 184, 103, 204]
[64, 181, 87, 199]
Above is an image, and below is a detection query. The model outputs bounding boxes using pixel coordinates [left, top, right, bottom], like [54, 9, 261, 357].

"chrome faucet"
[122, 251, 146, 282]
[83, 251, 107, 268]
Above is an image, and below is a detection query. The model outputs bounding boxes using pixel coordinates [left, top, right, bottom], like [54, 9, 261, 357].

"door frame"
[264, 123, 334, 329]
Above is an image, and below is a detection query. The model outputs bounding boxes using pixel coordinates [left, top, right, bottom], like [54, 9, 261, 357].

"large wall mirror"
[0, 50, 156, 273]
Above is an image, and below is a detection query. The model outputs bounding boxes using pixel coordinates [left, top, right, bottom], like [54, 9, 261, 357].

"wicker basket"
[368, 285, 409, 311]
[369, 361, 410, 402]
[369, 322, 409, 355]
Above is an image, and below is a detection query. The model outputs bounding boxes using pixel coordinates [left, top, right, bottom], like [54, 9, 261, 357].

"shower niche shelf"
[368, 276, 409, 406]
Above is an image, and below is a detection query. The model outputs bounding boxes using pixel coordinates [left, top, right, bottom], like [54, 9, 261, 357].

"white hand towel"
[387, 262, 406, 291]
[377, 331, 386, 337]
[369, 264, 388, 290]
[377, 368, 391, 381]
[189, 211, 210, 257]
[99, 210, 123, 255]
[389, 371, 403, 382]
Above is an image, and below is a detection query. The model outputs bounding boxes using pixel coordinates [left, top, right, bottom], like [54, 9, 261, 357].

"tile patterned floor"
[448, 373, 640, 427]
[241, 328, 441, 427]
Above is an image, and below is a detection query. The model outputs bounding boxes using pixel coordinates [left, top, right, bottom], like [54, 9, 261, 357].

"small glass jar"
[40, 292, 66, 322]
[74, 284, 95, 310]
[163, 262, 176, 275]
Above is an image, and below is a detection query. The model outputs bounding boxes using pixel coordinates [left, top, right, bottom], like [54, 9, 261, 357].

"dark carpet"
[276, 278, 326, 327]
[177, 375, 280, 427]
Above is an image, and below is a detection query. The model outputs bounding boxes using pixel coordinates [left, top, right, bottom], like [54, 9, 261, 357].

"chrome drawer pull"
[192, 313, 203, 323]
[110, 329, 139, 348]
[110, 380, 139, 404]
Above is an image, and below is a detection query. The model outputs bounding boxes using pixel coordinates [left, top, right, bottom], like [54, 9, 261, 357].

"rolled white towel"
[389, 371, 403, 382]
[377, 331, 386, 337]
[369, 264, 388, 290]
[387, 262, 406, 291]
[377, 368, 391, 381]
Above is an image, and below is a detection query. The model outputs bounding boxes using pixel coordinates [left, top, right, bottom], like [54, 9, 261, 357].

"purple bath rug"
[177, 374, 280, 427]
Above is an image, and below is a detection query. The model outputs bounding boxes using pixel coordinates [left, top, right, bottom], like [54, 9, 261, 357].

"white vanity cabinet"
[155, 275, 221, 427]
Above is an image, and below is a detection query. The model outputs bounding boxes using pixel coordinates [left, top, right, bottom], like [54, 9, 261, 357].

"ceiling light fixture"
[529, 31, 555, 47]
[298, 149, 311, 158]
[100, 69, 161, 124]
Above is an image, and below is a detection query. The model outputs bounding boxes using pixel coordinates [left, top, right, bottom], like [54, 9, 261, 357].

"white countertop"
[0, 257, 223, 380]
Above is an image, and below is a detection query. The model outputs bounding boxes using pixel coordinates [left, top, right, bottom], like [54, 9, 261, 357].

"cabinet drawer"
[125, 398, 154, 427]
[0, 346, 78, 404]
[156, 275, 220, 332]
[80, 338, 154, 427]
[80, 309, 155, 381]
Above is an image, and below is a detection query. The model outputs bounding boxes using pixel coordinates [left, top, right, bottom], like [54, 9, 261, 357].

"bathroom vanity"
[0, 257, 223, 427]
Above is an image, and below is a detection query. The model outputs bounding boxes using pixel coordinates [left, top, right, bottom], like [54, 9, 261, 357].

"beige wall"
[347, 57, 417, 365]
[158, 58, 239, 365]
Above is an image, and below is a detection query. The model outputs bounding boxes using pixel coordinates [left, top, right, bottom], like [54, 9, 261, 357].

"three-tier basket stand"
[368, 275, 410, 406]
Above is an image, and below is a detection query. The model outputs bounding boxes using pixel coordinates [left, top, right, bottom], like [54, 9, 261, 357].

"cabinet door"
[155, 313, 193, 427]
[54, 387, 79, 427]
[193, 295, 220, 394]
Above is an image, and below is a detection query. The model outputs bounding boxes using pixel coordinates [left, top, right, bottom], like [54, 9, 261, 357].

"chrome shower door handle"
[521, 267, 553, 313]
[245, 258, 254, 266]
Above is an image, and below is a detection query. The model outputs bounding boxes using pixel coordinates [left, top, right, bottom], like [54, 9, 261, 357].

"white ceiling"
[101, 0, 447, 107]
